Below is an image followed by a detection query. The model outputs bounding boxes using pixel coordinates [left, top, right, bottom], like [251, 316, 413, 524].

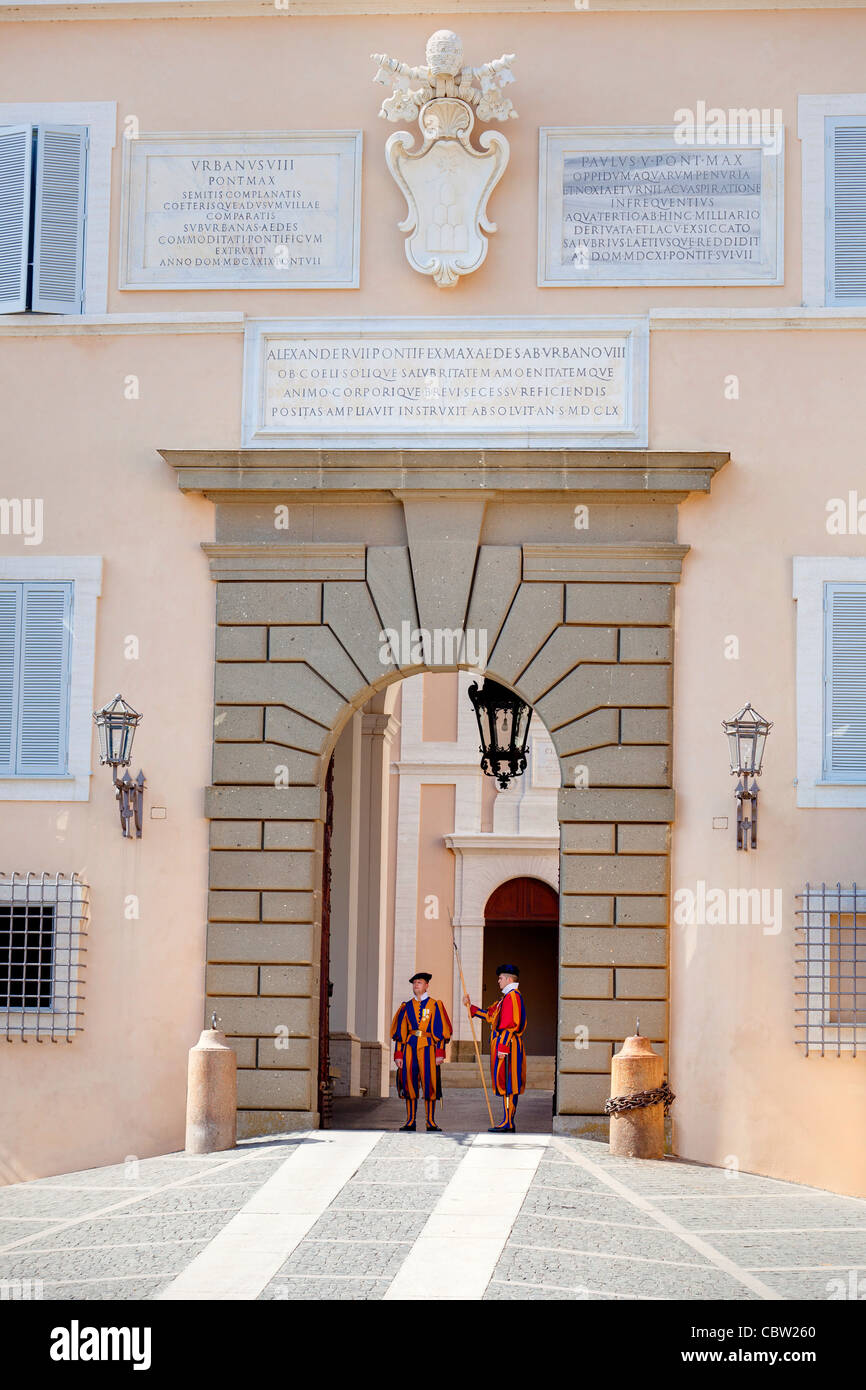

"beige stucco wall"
[0, 6, 864, 1192]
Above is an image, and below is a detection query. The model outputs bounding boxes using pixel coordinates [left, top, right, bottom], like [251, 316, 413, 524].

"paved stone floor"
[2, 1120, 864, 1302]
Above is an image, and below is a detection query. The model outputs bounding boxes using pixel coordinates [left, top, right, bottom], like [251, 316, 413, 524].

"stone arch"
[167, 446, 727, 1136]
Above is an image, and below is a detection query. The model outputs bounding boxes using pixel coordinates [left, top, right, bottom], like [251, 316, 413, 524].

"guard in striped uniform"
[464, 963, 527, 1132]
[391, 972, 452, 1132]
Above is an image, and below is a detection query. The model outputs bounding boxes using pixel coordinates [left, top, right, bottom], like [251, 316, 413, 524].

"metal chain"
[604, 1080, 676, 1116]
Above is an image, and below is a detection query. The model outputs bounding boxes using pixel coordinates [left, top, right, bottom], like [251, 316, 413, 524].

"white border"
[119, 130, 362, 290]
[242, 315, 650, 450]
[798, 94, 866, 307]
[793, 555, 866, 808]
[0, 556, 102, 801]
[0, 102, 116, 315]
[538, 125, 784, 288]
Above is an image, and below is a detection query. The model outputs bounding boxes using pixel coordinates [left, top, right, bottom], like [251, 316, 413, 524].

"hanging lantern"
[721, 702, 773, 851]
[93, 693, 143, 767]
[92, 694, 146, 839]
[467, 677, 532, 790]
[722, 702, 773, 777]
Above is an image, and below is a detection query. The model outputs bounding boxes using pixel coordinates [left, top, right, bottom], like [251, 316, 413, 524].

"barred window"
[0, 872, 88, 1041]
[795, 883, 866, 1055]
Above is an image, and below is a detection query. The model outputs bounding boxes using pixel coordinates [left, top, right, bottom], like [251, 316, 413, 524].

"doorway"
[482, 877, 558, 1057]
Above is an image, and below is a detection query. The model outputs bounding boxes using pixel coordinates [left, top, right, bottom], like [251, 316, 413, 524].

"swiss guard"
[464, 964, 527, 1132]
[391, 972, 453, 1132]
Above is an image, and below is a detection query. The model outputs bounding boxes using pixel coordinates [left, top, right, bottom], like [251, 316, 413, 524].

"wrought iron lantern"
[721, 702, 772, 851]
[467, 677, 532, 790]
[93, 694, 146, 839]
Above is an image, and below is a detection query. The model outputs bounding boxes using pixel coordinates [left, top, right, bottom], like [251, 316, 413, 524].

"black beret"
[495, 963, 520, 978]
[409, 971, 432, 983]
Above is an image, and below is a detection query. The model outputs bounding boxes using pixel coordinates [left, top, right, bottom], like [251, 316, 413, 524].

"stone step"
[439, 1056, 555, 1089]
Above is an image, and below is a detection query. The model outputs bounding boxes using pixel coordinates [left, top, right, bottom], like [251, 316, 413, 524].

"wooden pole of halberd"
[449, 913, 495, 1127]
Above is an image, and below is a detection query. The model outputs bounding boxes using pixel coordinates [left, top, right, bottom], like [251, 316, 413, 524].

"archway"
[164, 444, 727, 1139]
[482, 878, 558, 1058]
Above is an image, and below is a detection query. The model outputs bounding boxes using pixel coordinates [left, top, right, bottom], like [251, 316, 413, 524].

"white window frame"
[793, 556, 866, 807]
[0, 101, 116, 315]
[798, 94, 866, 307]
[0, 557, 102, 800]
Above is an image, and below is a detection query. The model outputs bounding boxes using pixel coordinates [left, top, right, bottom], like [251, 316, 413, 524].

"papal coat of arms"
[372, 29, 517, 288]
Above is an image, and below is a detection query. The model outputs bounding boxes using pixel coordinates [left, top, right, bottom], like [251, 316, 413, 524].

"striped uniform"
[391, 996, 452, 1127]
[471, 988, 527, 1130]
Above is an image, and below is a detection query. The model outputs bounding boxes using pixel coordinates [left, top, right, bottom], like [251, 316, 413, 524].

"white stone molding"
[0, 312, 244, 336]
[798, 94, 866, 307]
[119, 130, 362, 291]
[242, 315, 649, 450]
[0, 101, 116, 315]
[793, 556, 866, 808]
[539, 125, 783, 288]
[0, 556, 102, 802]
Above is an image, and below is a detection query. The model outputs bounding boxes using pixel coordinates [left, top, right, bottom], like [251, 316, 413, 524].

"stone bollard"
[185, 1019, 237, 1155]
[607, 1026, 666, 1160]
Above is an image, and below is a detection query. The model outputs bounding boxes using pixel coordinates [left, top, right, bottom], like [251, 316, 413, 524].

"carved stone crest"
[372, 29, 516, 288]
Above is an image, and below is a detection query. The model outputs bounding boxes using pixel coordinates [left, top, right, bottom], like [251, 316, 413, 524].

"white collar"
[501, 981, 519, 994]
[412, 993, 429, 1003]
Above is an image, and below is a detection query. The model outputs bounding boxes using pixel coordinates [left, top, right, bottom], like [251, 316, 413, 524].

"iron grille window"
[0, 872, 88, 1041]
[795, 883, 866, 1055]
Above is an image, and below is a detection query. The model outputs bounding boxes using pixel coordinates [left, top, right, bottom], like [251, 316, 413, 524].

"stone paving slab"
[652, 1195, 866, 1230]
[491, 1245, 763, 1299]
[709, 1230, 866, 1267]
[305, 1209, 430, 1241]
[0, 1239, 212, 1283]
[18, 1159, 223, 1188]
[522, 1187, 658, 1223]
[7, 1211, 235, 1248]
[259, 1275, 390, 1300]
[509, 1213, 709, 1262]
[329, 1181, 450, 1209]
[276, 1238, 411, 1278]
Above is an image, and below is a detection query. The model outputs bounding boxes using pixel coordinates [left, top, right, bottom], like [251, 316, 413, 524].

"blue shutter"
[32, 125, 87, 315]
[16, 583, 72, 776]
[0, 124, 33, 314]
[824, 583, 866, 781]
[0, 585, 21, 774]
[826, 119, 866, 306]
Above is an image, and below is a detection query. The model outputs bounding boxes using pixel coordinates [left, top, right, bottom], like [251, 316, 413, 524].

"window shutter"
[16, 583, 72, 776]
[825, 584, 866, 781]
[827, 120, 866, 306]
[0, 124, 34, 314]
[0, 585, 21, 774]
[31, 125, 87, 315]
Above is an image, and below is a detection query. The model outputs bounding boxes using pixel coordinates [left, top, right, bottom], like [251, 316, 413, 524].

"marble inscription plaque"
[539, 127, 783, 286]
[120, 132, 362, 289]
[242, 317, 648, 449]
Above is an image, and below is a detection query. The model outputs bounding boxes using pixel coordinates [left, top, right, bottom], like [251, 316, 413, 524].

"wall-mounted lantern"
[468, 677, 532, 790]
[722, 701, 772, 851]
[93, 694, 146, 839]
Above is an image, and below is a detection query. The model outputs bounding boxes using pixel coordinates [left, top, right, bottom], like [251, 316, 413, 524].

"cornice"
[1, 0, 859, 20]
[164, 449, 729, 500]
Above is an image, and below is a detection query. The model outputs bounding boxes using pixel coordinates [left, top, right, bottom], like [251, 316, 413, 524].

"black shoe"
[487, 1125, 515, 1133]
[399, 1122, 416, 1132]
[426, 1123, 442, 1132]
